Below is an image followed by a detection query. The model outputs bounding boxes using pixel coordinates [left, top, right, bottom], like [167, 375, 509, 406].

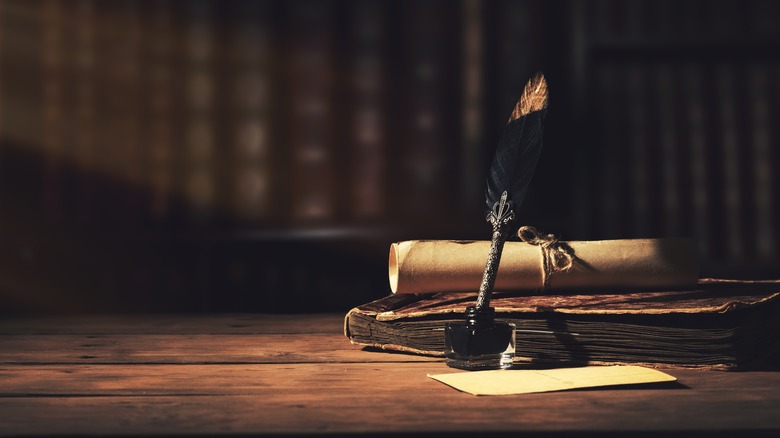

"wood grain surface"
[0, 314, 778, 437]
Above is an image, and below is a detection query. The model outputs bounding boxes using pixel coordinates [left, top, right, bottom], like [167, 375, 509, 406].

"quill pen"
[475, 72, 548, 312]
[443, 73, 548, 370]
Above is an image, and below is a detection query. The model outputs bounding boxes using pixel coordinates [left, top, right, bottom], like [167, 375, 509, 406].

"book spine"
[627, 65, 649, 238]
[183, 0, 216, 226]
[0, 1, 43, 218]
[93, 2, 131, 227]
[229, 0, 274, 226]
[672, 62, 693, 238]
[460, 0, 484, 208]
[349, 0, 386, 221]
[706, 0, 741, 38]
[288, 0, 335, 224]
[146, 0, 174, 226]
[683, 65, 711, 259]
[119, 1, 142, 229]
[715, 63, 743, 260]
[495, 0, 536, 119]
[569, 0, 587, 228]
[771, 62, 780, 261]
[396, 1, 456, 222]
[644, 62, 664, 237]
[0, 0, 2, 144]
[655, 63, 680, 236]
[647, 0, 675, 38]
[73, 0, 97, 227]
[622, 0, 646, 38]
[40, 0, 64, 222]
[0, 0, 3, 226]
[749, 0, 779, 38]
[595, 62, 620, 238]
[590, 0, 614, 41]
[680, 0, 705, 37]
[747, 63, 775, 260]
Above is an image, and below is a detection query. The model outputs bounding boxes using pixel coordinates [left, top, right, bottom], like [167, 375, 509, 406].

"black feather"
[484, 76, 548, 237]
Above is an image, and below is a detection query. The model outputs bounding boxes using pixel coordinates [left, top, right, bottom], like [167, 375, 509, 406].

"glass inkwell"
[444, 305, 515, 370]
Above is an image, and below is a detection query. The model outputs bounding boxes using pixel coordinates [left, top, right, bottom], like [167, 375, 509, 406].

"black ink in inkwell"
[444, 73, 549, 370]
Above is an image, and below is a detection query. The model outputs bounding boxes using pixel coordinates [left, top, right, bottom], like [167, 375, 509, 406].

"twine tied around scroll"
[517, 226, 574, 289]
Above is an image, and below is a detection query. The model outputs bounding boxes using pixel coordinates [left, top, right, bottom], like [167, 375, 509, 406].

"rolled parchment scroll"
[389, 238, 698, 294]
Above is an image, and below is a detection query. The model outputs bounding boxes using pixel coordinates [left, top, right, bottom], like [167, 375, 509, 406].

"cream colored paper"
[428, 365, 677, 395]
[389, 238, 697, 294]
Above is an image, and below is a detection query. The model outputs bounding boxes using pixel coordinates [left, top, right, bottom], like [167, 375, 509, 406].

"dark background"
[0, 0, 778, 315]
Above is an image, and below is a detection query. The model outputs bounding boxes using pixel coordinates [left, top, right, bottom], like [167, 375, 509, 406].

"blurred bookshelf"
[568, 0, 780, 279]
[0, 0, 778, 314]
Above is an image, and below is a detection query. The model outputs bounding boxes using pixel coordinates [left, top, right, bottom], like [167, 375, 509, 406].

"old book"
[682, 64, 712, 257]
[345, 278, 780, 370]
[93, 0, 143, 229]
[395, 1, 458, 220]
[72, 0, 98, 227]
[747, 63, 775, 260]
[228, 0, 274, 226]
[627, 65, 650, 238]
[460, 0, 484, 207]
[654, 63, 681, 237]
[715, 63, 743, 260]
[145, 0, 175, 225]
[182, 0, 217, 225]
[288, 1, 336, 223]
[40, 0, 66, 222]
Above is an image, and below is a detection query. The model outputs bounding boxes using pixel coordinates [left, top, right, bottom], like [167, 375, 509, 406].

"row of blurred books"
[1, 0, 543, 234]
[0, 0, 778, 314]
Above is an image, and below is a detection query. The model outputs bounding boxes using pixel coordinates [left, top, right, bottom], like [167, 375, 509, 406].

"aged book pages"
[389, 238, 698, 294]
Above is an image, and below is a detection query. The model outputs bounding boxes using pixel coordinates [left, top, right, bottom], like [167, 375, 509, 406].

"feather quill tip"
[509, 72, 548, 122]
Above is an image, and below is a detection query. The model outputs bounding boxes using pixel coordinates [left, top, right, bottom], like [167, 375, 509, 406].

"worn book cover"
[345, 279, 780, 370]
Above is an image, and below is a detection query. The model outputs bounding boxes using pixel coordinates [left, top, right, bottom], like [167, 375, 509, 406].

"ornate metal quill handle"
[473, 73, 547, 314]
[475, 191, 515, 311]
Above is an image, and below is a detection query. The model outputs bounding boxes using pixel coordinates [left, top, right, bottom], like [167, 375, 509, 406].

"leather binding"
[345, 279, 780, 370]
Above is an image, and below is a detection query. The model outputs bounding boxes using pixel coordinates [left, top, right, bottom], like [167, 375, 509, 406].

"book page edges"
[371, 283, 780, 321]
[374, 293, 780, 322]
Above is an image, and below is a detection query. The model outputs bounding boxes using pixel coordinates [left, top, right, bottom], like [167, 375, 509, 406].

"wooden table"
[1, 314, 778, 437]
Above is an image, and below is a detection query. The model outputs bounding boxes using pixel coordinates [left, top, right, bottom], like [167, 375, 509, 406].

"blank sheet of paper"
[428, 365, 677, 395]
